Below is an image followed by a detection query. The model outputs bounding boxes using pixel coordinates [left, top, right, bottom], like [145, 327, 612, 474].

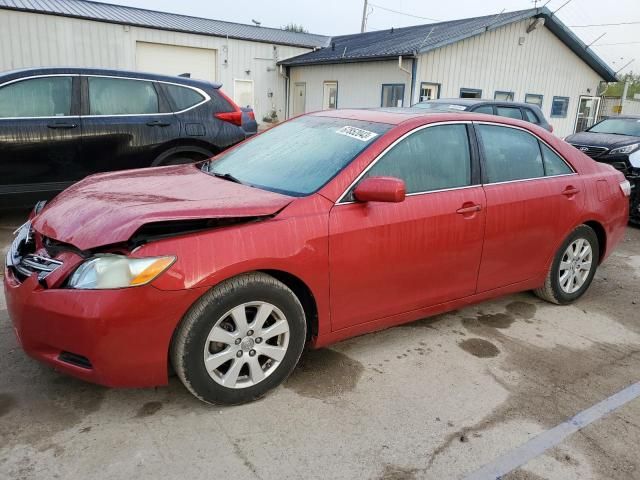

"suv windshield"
[207, 116, 392, 196]
[588, 118, 640, 137]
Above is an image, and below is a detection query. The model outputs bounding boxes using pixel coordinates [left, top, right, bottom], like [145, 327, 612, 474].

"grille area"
[13, 254, 63, 280]
[570, 144, 609, 159]
[7, 222, 64, 281]
[58, 351, 93, 369]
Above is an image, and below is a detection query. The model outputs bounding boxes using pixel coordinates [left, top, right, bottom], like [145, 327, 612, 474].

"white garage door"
[136, 42, 217, 81]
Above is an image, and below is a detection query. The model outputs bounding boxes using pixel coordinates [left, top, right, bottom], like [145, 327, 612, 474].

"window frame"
[0, 74, 81, 120]
[524, 93, 543, 108]
[550, 96, 570, 118]
[81, 74, 210, 117]
[380, 83, 406, 108]
[460, 88, 482, 99]
[159, 82, 208, 113]
[419, 81, 441, 102]
[494, 91, 514, 101]
[473, 121, 576, 186]
[336, 121, 481, 205]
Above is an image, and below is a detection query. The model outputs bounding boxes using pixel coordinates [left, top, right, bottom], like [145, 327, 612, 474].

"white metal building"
[0, 0, 328, 122]
[280, 8, 617, 137]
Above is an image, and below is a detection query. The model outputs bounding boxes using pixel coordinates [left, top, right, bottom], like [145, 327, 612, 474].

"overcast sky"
[95, 0, 639, 74]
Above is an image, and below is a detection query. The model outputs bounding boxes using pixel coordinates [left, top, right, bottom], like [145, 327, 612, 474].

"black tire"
[171, 272, 306, 405]
[534, 225, 600, 305]
[159, 156, 198, 166]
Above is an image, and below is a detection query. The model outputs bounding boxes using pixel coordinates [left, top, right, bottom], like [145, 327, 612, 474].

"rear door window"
[164, 84, 205, 111]
[523, 108, 540, 124]
[473, 105, 494, 115]
[88, 77, 159, 115]
[541, 143, 572, 176]
[496, 106, 523, 120]
[362, 124, 471, 194]
[477, 124, 544, 183]
[0, 76, 72, 118]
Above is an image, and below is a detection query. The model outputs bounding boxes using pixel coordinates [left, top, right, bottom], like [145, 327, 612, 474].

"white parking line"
[464, 381, 640, 480]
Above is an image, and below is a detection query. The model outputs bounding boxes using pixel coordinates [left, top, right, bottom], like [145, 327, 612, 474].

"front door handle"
[456, 203, 482, 215]
[47, 122, 78, 129]
[146, 120, 171, 127]
[562, 186, 580, 197]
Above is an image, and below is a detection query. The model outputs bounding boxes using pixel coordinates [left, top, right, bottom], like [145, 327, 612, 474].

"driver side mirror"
[353, 176, 406, 203]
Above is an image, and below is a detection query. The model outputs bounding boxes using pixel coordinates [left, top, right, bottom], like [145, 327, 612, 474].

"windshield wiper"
[211, 171, 244, 185]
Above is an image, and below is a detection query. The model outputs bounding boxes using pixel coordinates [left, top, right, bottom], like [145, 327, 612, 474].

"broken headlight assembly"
[68, 254, 175, 289]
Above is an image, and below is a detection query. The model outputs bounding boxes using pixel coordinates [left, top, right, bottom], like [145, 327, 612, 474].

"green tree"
[282, 23, 308, 33]
[603, 72, 640, 98]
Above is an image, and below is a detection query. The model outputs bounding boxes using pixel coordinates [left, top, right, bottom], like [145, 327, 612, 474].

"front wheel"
[534, 225, 600, 305]
[171, 272, 306, 405]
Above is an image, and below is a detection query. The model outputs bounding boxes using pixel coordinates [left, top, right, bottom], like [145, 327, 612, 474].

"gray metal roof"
[0, 0, 330, 48]
[279, 8, 616, 82]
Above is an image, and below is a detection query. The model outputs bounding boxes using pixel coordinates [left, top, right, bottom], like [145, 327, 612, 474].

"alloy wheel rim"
[559, 238, 593, 294]
[203, 301, 290, 389]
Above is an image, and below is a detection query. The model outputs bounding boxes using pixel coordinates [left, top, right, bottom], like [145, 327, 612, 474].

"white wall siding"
[288, 59, 413, 114]
[415, 20, 603, 136]
[0, 10, 311, 121]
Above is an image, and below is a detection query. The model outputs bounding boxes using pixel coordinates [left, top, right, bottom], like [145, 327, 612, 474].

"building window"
[525, 93, 543, 107]
[460, 88, 482, 99]
[494, 91, 514, 101]
[381, 84, 405, 107]
[323, 81, 338, 109]
[551, 96, 570, 118]
[419, 82, 440, 102]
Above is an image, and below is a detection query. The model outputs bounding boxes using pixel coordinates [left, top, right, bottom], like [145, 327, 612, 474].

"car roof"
[0, 66, 221, 90]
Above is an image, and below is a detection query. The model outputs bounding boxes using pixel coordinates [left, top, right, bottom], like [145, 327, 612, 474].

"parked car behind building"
[0, 67, 256, 207]
[565, 115, 640, 224]
[412, 99, 553, 132]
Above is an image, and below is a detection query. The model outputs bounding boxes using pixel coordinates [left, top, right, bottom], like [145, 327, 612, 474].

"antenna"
[251, 19, 261, 26]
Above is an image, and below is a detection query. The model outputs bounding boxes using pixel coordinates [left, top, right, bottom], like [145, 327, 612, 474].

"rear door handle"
[47, 122, 78, 129]
[456, 203, 482, 215]
[146, 120, 171, 127]
[562, 186, 580, 197]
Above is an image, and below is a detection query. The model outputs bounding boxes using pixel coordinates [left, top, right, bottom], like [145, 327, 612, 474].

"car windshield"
[207, 115, 392, 196]
[588, 118, 640, 137]
[413, 102, 468, 111]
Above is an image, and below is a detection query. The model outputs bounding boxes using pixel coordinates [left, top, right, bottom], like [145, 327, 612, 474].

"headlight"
[610, 143, 640, 155]
[68, 254, 175, 289]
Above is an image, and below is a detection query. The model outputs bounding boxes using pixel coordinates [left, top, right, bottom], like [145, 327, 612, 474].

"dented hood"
[32, 164, 294, 250]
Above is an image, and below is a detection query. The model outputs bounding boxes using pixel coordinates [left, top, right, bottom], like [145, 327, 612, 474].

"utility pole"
[361, 0, 368, 33]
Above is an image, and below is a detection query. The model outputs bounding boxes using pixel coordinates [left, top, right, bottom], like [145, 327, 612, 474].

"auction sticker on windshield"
[336, 126, 379, 142]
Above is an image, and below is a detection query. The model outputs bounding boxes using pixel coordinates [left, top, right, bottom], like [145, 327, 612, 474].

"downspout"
[280, 64, 290, 119]
[398, 56, 413, 107]
[410, 58, 417, 106]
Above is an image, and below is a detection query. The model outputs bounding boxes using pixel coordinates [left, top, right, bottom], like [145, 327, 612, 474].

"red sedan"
[4, 109, 630, 404]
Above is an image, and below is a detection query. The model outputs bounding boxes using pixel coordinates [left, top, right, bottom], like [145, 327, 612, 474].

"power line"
[367, 2, 440, 22]
[594, 41, 640, 46]
[570, 20, 640, 27]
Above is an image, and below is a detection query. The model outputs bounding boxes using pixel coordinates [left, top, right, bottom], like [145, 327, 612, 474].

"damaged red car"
[4, 109, 630, 404]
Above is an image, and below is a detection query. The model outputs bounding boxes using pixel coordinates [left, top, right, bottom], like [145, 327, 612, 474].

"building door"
[322, 82, 338, 109]
[292, 83, 306, 116]
[419, 82, 440, 102]
[574, 96, 601, 133]
[381, 84, 405, 107]
[136, 42, 217, 81]
[233, 79, 254, 109]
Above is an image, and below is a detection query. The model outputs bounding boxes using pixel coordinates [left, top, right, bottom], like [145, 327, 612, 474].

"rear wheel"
[171, 272, 306, 405]
[534, 225, 599, 305]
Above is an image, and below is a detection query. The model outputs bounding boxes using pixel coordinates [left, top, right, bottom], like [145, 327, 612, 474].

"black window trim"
[81, 74, 210, 117]
[460, 87, 483, 98]
[0, 74, 81, 120]
[380, 83, 406, 108]
[336, 121, 481, 205]
[494, 90, 515, 101]
[472, 121, 576, 187]
[550, 96, 570, 118]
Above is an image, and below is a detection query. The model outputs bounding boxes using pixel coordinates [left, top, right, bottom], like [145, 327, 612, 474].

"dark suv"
[0, 67, 257, 207]
[412, 99, 553, 132]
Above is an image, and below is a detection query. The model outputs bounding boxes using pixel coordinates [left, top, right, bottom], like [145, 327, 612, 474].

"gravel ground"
[1, 209, 639, 480]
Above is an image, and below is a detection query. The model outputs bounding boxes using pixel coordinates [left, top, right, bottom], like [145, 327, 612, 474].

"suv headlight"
[610, 143, 640, 155]
[68, 254, 175, 289]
